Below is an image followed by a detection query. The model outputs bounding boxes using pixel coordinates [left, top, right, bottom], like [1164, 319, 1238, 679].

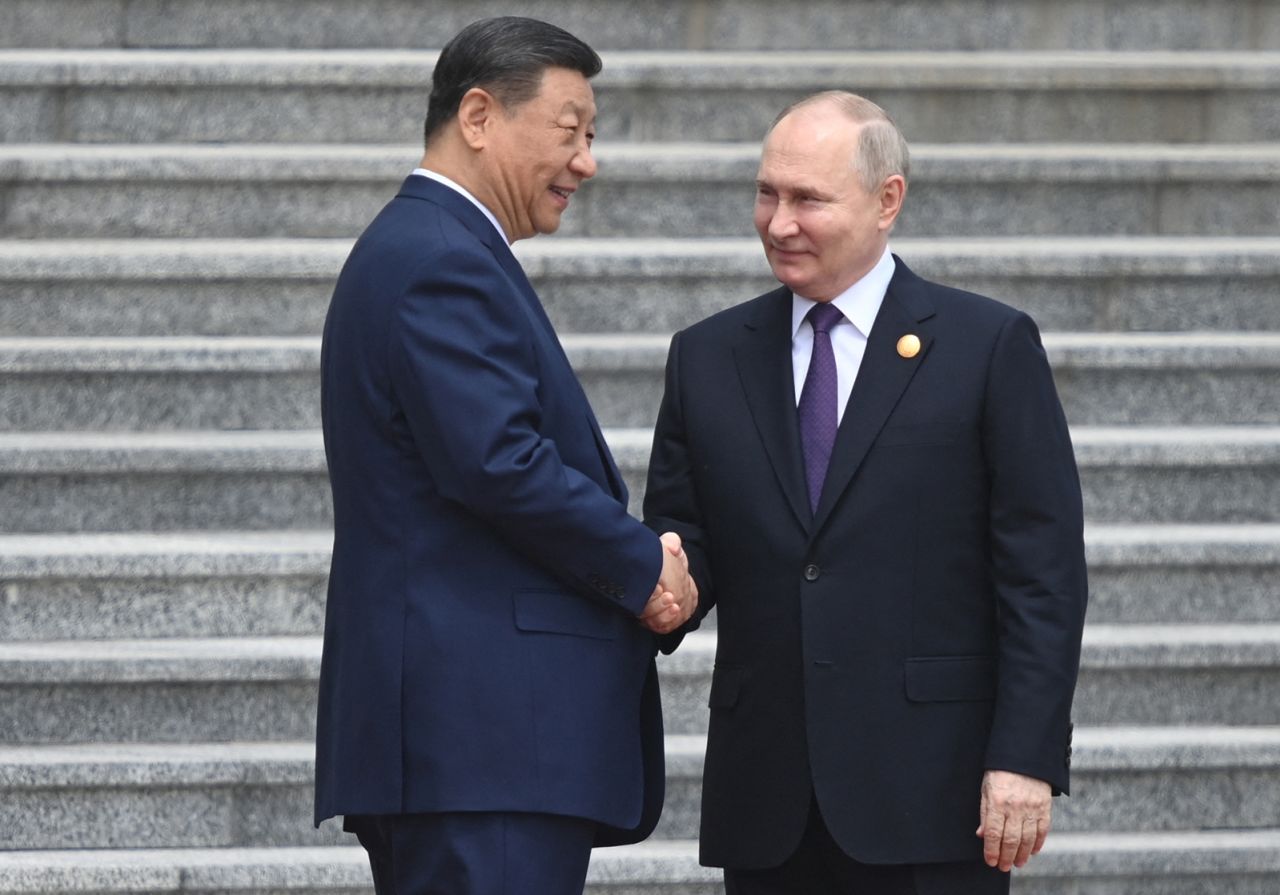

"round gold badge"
[897, 334, 921, 359]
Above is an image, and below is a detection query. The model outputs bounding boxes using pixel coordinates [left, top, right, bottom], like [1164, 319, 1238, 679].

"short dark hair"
[424, 17, 602, 146]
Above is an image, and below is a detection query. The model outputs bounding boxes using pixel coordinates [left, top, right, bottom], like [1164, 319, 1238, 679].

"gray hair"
[771, 91, 910, 191]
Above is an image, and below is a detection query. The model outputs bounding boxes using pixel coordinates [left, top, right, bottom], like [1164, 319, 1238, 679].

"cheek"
[753, 205, 772, 234]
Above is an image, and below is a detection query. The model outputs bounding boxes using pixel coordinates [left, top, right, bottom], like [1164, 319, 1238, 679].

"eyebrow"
[756, 180, 828, 201]
[558, 100, 596, 120]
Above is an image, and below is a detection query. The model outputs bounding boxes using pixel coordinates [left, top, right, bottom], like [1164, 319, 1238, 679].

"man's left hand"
[975, 770, 1051, 871]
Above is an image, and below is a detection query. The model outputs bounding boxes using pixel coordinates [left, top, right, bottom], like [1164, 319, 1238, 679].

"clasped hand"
[637, 532, 698, 634]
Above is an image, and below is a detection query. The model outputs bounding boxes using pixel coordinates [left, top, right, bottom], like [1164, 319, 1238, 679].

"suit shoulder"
[336, 200, 501, 303]
[679, 287, 787, 341]
[904, 269, 1037, 335]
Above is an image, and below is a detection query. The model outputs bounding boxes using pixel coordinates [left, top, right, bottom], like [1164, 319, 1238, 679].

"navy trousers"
[723, 798, 1011, 895]
[345, 812, 597, 895]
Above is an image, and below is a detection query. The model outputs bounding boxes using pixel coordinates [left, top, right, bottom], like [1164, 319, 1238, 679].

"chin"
[770, 269, 810, 293]
[535, 214, 565, 236]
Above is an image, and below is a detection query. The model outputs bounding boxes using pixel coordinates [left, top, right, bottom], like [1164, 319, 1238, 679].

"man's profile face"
[485, 67, 598, 241]
[753, 107, 891, 301]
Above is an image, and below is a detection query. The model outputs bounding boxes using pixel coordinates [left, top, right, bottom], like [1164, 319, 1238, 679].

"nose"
[768, 200, 799, 240]
[570, 142, 597, 181]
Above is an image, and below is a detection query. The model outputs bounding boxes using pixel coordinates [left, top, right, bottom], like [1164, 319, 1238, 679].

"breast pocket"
[512, 589, 619, 640]
[875, 423, 961, 447]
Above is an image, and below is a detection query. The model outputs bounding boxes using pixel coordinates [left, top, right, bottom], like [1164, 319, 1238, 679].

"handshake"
[637, 532, 699, 635]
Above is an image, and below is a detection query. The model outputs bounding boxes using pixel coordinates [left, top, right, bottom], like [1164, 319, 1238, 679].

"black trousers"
[723, 798, 1011, 895]
[345, 811, 596, 895]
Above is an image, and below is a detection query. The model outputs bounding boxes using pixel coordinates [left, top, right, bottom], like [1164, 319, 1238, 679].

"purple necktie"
[798, 302, 843, 513]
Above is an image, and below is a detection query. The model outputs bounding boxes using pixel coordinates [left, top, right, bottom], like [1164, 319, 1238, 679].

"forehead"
[757, 110, 860, 188]
[531, 66, 597, 120]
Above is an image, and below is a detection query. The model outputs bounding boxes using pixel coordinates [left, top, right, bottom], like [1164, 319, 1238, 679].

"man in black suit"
[644, 92, 1088, 893]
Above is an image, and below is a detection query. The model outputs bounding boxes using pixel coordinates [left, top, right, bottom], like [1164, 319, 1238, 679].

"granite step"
[4, 623, 1279, 743]
[6, 830, 1280, 895]
[657, 727, 1280, 840]
[562, 331, 1280, 428]
[1, 728, 1278, 848]
[0, 531, 332, 641]
[1, 525, 1275, 642]
[1084, 524, 1280, 624]
[5, 237, 1280, 337]
[6, 0, 1277, 51]
[6, 143, 1280, 239]
[5, 832, 1280, 895]
[1, 332, 1276, 431]
[0, 427, 1274, 532]
[659, 626, 1280, 735]
[4, 50, 1280, 143]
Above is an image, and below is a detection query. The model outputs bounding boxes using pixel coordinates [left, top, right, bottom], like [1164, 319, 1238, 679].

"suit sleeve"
[643, 329, 713, 652]
[387, 243, 662, 616]
[980, 312, 1088, 795]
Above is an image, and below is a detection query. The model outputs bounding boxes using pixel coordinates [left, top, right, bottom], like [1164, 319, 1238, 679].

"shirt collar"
[411, 167, 510, 245]
[791, 247, 896, 340]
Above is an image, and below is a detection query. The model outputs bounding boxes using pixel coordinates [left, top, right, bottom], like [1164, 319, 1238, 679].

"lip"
[548, 185, 575, 208]
[769, 245, 808, 259]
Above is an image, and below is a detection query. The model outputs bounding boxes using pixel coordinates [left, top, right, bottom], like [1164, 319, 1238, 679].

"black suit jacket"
[644, 258, 1088, 868]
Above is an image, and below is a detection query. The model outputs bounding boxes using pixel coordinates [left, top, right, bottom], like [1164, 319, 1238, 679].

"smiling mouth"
[549, 186, 573, 200]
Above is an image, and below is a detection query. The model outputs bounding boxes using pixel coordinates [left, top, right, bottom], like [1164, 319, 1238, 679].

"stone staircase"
[1, 2, 1278, 893]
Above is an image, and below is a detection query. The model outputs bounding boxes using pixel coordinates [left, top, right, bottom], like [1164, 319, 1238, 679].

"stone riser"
[2, 740, 1278, 848]
[4, 64, 1280, 143]
[5, 0, 1277, 50]
[2, 357, 1276, 431]
[0, 458, 1274, 533]
[7, 240, 1280, 336]
[1085, 563, 1280, 626]
[6, 177, 1280, 240]
[654, 765, 1280, 842]
[8, 268, 1280, 337]
[4, 652, 1277, 744]
[583, 366, 1280, 429]
[0, 572, 331, 641]
[0, 781, 340, 850]
[661, 665, 1280, 738]
[2, 527, 1274, 640]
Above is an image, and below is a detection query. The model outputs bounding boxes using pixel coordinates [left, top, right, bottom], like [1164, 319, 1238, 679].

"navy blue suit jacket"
[315, 176, 666, 846]
[644, 259, 1088, 867]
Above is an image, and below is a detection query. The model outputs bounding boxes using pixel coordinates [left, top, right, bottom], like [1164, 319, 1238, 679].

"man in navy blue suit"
[315, 17, 696, 895]
[644, 92, 1088, 894]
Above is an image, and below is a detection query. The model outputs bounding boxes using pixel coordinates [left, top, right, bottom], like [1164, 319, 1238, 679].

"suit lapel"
[490, 236, 630, 503]
[733, 288, 812, 532]
[811, 259, 937, 533]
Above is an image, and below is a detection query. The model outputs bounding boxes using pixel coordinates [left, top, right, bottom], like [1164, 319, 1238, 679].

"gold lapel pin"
[897, 334, 921, 359]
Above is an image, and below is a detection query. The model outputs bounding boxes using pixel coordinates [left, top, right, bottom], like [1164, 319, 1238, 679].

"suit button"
[803, 564, 820, 582]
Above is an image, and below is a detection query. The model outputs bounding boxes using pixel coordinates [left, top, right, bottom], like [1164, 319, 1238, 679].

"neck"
[419, 148, 514, 242]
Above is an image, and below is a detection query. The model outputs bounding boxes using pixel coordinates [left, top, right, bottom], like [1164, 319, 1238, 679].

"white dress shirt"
[791, 247, 896, 425]
[410, 167, 509, 245]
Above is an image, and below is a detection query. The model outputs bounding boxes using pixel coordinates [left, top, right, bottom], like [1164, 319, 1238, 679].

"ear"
[457, 87, 499, 150]
[877, 174, 907, 231]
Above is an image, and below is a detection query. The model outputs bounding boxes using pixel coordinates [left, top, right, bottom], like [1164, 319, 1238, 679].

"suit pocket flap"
[905, 656, 996, 702]
[708, 665, 746, 709]
[513, 589, 618, 640]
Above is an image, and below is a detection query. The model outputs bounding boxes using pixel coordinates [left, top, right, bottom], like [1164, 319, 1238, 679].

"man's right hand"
[638, 532, 698, 634]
